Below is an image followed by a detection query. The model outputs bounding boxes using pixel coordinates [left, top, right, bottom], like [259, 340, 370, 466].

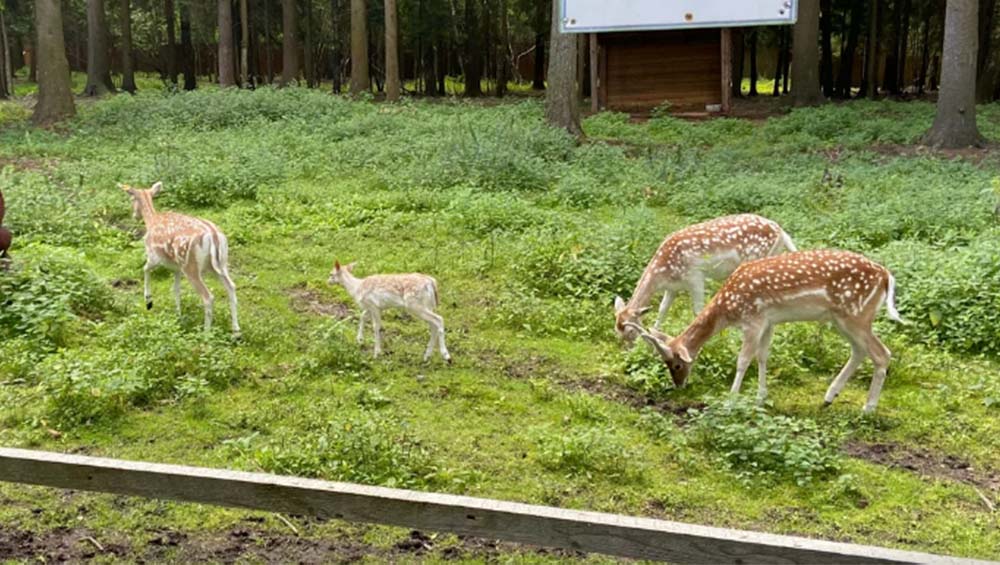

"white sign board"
[560, 0, 797, 33]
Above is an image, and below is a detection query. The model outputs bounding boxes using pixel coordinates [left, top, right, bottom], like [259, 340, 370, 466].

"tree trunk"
[0, 12, 13, 98]
[836, 0, 863, 97]
[532, 0, 546, 89]
[732, 28, 745, 97]
[265, 0, 274, 83]
[896, 0, 911, 91]
[544, 0, 581, 136]
[863, 0, 880, 96]
[240, 0, 250, 87]
[923, 0, 982, 148]
[918, 17, 930, 93]
[793, 0, 823, 105]
[496, 0, 509, 97]
[748, 29, 758, 96]
[820, 0, 834, 96]
[464, 0, 482, 96]
[181, 2, 195, 90]
[282, 0, 299, 85]
[773, 27, 785, 96]
[164, 0, 177, 85]
[304, 0, 315, 86]
[384, 0, 400, 100]
[783, 30, 791, 93]
[33, 0, 76, 124]
[349, 0, 369, 94]
[976, 0, 996, 101]
[218, 0, 236, 86]
[118, 0, 135, 92]
[83, 0, 115, 95]
[330, 0, 343, 92]
[883, 0, 900, 93]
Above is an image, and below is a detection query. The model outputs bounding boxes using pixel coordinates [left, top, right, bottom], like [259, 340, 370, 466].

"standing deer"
[0, 189, 11, 262]
[615, 214, 796, 344]
[625, 250, 904, 413]
[121, 182, 240, 335]
[328, 260, 451, 363]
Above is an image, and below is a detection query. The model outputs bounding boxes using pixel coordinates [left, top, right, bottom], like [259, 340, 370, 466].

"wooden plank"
[0, 449, 992, 565]
[720, 28, 733, 113]
[590, 33, 599, 113]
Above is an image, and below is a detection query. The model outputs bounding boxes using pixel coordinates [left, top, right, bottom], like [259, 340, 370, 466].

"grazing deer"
[615, 214, 796, 344]
[121, 182, 240, 335]
[328, 261, 451, 363]
[0, 189, 11, 263]
[626, 250, 904, 413]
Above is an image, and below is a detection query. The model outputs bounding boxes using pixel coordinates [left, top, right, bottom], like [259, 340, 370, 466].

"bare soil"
[286, 284, 353, 320]
[843, 441, 1000, 493]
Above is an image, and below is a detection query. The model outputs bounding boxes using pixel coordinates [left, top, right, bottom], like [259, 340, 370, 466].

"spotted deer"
[626, 250, 905, 413]
[121, 182, 240, 335]
[615, 214, 796, 344]
[328, 261, 451, 363]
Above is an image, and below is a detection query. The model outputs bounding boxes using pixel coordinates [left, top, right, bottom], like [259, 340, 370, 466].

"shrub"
[687, 396, 841, 485]
[0, 244, 114, 347]
[490, 286, 611, 338]
[535, 425, 645, 482]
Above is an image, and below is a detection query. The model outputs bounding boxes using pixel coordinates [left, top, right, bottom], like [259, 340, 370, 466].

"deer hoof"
[146, 300, 153, 310]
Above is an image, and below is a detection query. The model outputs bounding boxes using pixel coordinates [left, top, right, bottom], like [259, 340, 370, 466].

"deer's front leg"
[356, 310, 368, 345]
[173, 271, 183, 316]
[756, 324, 775, 404]
[653, 290, 675, 330]
[731, 324, 764, 395]
[370, 310, 384, 358]
[688, 274, 706, 315]
[143, 259, 157, 310]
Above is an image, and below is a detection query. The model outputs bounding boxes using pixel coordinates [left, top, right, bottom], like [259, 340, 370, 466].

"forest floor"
[1, 87, 1000, 563]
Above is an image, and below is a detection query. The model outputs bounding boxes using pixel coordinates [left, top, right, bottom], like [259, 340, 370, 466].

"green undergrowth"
[1, 88, 999, 561]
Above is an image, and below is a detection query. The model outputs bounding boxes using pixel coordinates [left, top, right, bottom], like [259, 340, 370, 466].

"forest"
[1, 0, 1000, 562]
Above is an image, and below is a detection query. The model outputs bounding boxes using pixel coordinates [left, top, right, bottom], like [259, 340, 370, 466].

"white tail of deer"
[615, 214, 795, 344]
[328, 261, 451, 363]
[121, 182, 240, 335]
[627, 250, 904, 413]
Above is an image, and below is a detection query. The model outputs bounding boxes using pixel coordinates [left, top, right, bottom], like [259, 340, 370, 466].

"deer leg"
[143, 259, 158, 310]
[184, 265, 214, 333]
[862, 331, 892, 414]
[370, 309, 384, 358]
[731, 324, 764, 395]
[756, 324, 775, 404]
[356, 310, 368, 345]
[173, 272, 183, 316]
[825, 318, 869, 405]
[414, 308, 450, 363]
[217, 269, 240, 335]
[688, 275, 706, 315]
[653, 290, 675, 330]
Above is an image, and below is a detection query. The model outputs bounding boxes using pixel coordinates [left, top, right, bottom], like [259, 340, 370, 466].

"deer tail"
[779, 229, 797, 253]
[885, 272, 907, 324]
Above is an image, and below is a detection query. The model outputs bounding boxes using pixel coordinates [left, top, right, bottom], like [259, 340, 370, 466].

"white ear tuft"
[614, 296, 626, 311]
[150, 181, 163, 195]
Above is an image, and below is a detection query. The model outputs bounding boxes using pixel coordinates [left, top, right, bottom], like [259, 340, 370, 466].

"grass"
[1, 84, 999, 562]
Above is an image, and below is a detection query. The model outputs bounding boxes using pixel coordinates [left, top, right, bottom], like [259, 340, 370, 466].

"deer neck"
[136, 193, 160, 228]
[626, 267, 662, 311]
[339, 271, 364, 300]
[675, 303, 731, 360]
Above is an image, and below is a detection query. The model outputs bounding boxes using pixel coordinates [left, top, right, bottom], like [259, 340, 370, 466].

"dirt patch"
[286, 283, 353, 319]
[0, 156, 53, 173]
[843, 441, 1000, 492]
[0, 526, 129, 561]
[563, 374, 705, 426]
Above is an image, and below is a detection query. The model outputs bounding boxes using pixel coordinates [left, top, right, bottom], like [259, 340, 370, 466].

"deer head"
[614, 295, 651, 345]
[327, 260, 357, 285]
[623, 321, 692, 387]
[119, 182, 163, 220]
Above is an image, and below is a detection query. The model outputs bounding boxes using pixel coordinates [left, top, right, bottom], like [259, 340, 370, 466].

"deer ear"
[345, 262, 356, 272]
[118, 183, 134, 195]
[676, 345, 693, 363]
[334, 260, 341, 271]
[614, 296, 626, 311]
[638, 331, 673, 360]
[150, 181, 163, 196]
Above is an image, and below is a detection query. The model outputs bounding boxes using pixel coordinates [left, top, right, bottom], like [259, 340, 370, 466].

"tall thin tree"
[240, 0, 249, 87]
[330, 0, 343, 92]
[748, 29, 758, 96]
[820, 0, 834, 96]
[532, 0, 546, 89]
[465, 0, 483, 96]
[349, 0, 369, 94]
[0, 9, 13, 98]
[120, 0, 136, 93]
[384, 0, 400, 100]
[83, 0, 115, 95]
[863, 0, 880, 97]
[792, 0, 823, 105]
[923, 0, 982, 147]
[282, 0, 299, 85]
[218, 0, 236, 85]
[164, 0, 177, 85]
[33, 0, 76, 123]
[180, 1, 195, 89]
[544, 0, 580, 136]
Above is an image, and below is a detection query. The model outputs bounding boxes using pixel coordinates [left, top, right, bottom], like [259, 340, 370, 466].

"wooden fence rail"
[0, 448, 994, 564]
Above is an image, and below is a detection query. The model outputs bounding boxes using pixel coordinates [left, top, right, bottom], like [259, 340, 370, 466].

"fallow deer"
[328, 261, 451, 363]
[615, 214, 796, 344]
[626, 250, 904, 413]
[121, 182, 240, 335]
[0, 189, 12, 263]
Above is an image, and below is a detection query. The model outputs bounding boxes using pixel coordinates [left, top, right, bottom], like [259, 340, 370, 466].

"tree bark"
[774, 27, 785, 96]
[240, 0, 250, 87]
[976, 0, 996, 101]
[836, 0, 863, 97]
[349, 0, 368, 94]
[304, 0, 314, 86]
[0, 11, 13, 98]
[330, 0, 343, 92]
[118, 0, 135, 92]
[544, 0, 581, 136]
[532, 0, 546, 89]
[896, 0, 911, 91]
[748, 28, 758, 96]
[923, 0, 982, 148]
[732, 28, 744, 97]
[883, 0, 900, 93]
[83, 0, 115, 95]
[282, 0, 299, 85]
[265, 0, 273, 83]
[33, 0, 76, 124]
[464, 0, 482, 96]
[164, 0, 177, 85]
[181, 2, 195, 89]
[820, 0, 834, 96]
[218, 0, 236, 86]
[793, 0, 823, 105]
[918, 17, 930, 93]
[863, 0, 880, 97]
[384, 0, 400, 100]
[496, 0, 509, 97]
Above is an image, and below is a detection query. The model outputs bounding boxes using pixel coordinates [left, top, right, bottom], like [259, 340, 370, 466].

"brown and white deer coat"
[626, 250, 904, 413]
[328, 261, 451, 363]
[122, 182, 240, 334]
[615, 214, 795, 343]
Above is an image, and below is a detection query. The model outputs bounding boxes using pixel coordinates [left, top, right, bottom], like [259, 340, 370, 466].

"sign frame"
[559, 0, 798, 34]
